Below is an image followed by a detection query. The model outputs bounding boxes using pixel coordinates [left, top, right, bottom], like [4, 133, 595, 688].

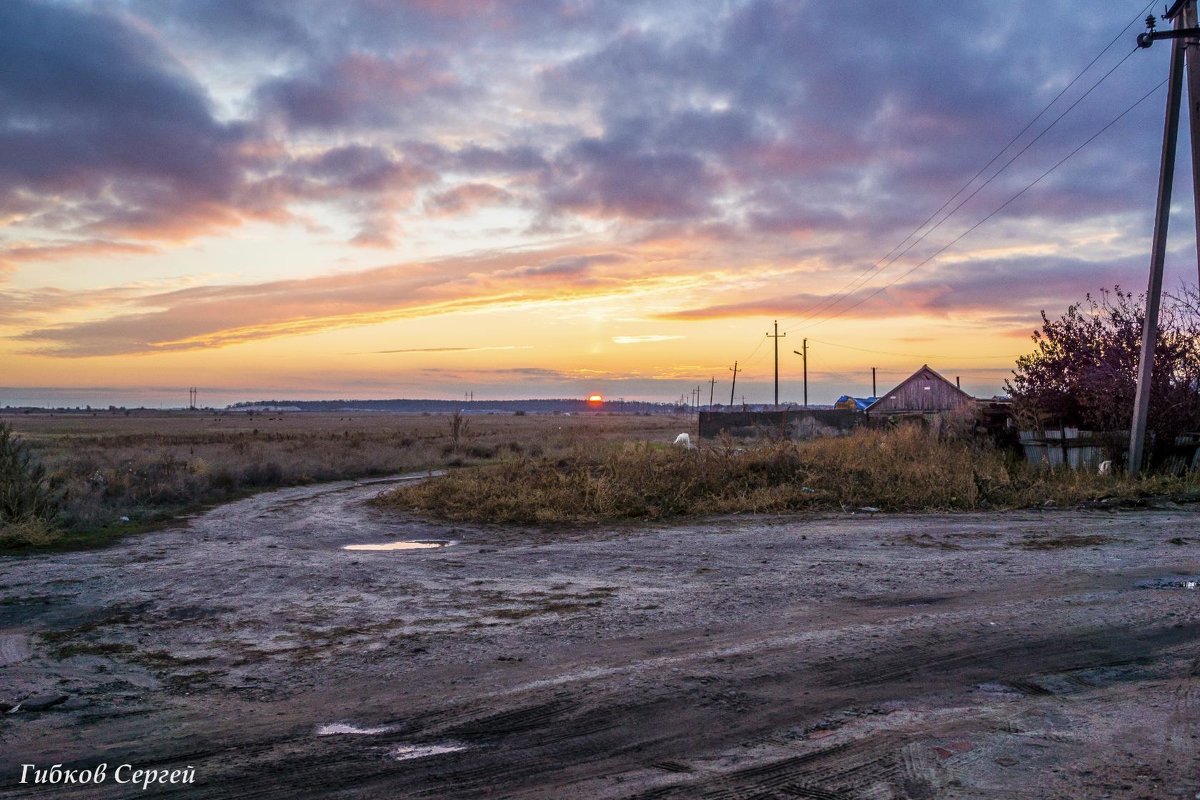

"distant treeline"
[226, 398, 678, 414]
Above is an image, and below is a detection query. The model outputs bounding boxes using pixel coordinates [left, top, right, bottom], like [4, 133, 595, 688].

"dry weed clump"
[0, 516, 63, 548]
[0, 422, 64, 546]
[377, 426, 1200, 524]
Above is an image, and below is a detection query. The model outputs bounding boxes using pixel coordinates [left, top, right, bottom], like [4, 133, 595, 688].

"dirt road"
[1, 477, 1197, 798]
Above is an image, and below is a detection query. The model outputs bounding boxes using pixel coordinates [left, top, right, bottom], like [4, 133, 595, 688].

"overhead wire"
[773, 1, 1156, 333]
[724, 1, 1158, 377]
[802, 77, 1169, 332]
[806, 338, 1021, 360]
[781, 45, 1143, 335]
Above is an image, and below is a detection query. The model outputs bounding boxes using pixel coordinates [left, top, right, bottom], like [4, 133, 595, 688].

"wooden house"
[866, 365, 972, 416]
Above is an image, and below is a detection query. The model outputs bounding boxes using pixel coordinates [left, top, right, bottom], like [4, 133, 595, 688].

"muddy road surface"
[1, 477, 1198, 799]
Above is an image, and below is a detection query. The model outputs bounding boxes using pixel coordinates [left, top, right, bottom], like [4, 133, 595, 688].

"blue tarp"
[835, 395, 877, 411]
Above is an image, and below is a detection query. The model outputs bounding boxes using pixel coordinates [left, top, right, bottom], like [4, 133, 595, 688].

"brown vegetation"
[1007, 286, 1200, 464]
[377, 426, 1200, 524]
[0, 410, 687, 548]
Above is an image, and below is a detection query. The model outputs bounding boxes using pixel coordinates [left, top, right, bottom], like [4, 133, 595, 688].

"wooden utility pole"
[729, 361, 739, 405]
[766, 320, 786, 406]
[709, 376, 715, 407]
[1131, 8, 1189, 474]
[1184, 0, 1200, 283]
[871, 367, 877, 397]
[792, 340, 808, 408]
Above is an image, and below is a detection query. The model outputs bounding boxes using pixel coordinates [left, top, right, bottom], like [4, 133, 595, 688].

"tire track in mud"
[809, 621, 1195, 695]
[380, 617, 1200, 799]
[195, 608, 1199, 799]
[626, 739, 905, 799]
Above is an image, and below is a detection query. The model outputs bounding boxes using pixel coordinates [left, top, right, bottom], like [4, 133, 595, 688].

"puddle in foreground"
[392, 743, 468, 760]
[316, 723, 391, 736]
[342, 540, 451, 551]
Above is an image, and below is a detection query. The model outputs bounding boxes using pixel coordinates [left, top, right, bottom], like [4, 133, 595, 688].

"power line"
[777, 3, 1156, 332]
[869, 0, 1156, 271]
[782, 45, 1142, 335]
[804, 77, 1168, 332]
[807, 338, 1021, 360]
[724, 2, 1156, 384]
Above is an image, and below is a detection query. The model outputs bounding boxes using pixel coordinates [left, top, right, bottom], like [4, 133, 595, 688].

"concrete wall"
[699, 408, 865, 440]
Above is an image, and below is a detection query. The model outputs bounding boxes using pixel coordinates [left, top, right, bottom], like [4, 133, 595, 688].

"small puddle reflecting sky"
[342, 540, 450, 551]
[316, 723, 391, 735]
[392, 743, 467, 760]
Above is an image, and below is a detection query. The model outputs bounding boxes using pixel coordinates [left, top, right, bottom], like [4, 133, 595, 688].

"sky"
[2, 0, 1198, 407]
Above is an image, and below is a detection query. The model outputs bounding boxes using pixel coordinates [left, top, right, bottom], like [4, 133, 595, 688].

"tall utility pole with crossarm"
[766, 320, 786, 406]
[792, 340, 808, 408]
[1129, 3, 1200, 474]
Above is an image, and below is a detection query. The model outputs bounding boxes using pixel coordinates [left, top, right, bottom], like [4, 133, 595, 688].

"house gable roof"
[865, 364, 972, 413]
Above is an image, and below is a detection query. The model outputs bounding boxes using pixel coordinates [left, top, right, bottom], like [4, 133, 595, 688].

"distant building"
[866, 365, 972, 416]
[700, 365, 991, 440]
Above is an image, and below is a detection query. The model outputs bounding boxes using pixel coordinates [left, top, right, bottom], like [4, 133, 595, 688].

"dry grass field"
[4, 409, 1198, 550]
[0, 410, 691, 547]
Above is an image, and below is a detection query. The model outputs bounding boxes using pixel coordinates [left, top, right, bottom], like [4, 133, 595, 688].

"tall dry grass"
[0, 422, 64, 547]
[0, 411, 688, 540]
[377, 426, 1200, 524]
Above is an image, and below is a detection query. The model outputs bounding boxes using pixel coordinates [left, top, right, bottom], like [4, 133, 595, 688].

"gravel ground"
[0, 476, 1197, 799]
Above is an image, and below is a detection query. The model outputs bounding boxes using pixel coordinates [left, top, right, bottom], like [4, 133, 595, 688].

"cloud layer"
[1, 0, 1186, 399]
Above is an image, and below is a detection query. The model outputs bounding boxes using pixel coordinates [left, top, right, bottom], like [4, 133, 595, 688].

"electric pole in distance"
[871, 367, 877, 397]
[792, 339, 808, 408]
[729, 361, 739, 405]
[766, 320, 785, 406]
[708, 376, 715, 407]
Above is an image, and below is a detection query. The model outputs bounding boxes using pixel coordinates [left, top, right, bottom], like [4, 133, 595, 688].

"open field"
[0, 476, 1197, 798]
[0, 410, 691, 545]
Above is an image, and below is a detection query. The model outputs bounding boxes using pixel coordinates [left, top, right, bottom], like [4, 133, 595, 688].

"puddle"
[391, 742, 468, 760]
[1135, 575, 1200, 590]
[342, 540, 452, 552]
[316, 723, 392, 736]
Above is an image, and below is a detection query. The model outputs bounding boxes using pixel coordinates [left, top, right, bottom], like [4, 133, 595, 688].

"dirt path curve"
[0, 476, 1198, 799]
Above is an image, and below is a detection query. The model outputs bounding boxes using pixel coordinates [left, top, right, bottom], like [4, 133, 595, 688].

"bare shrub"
[0, 422, 61, 525]
[448, 411, 470, 451]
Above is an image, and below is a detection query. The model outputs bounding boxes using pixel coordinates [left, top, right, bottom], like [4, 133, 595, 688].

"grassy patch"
[0, 517, 65, 548]
[376, 426, 1200, 524]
